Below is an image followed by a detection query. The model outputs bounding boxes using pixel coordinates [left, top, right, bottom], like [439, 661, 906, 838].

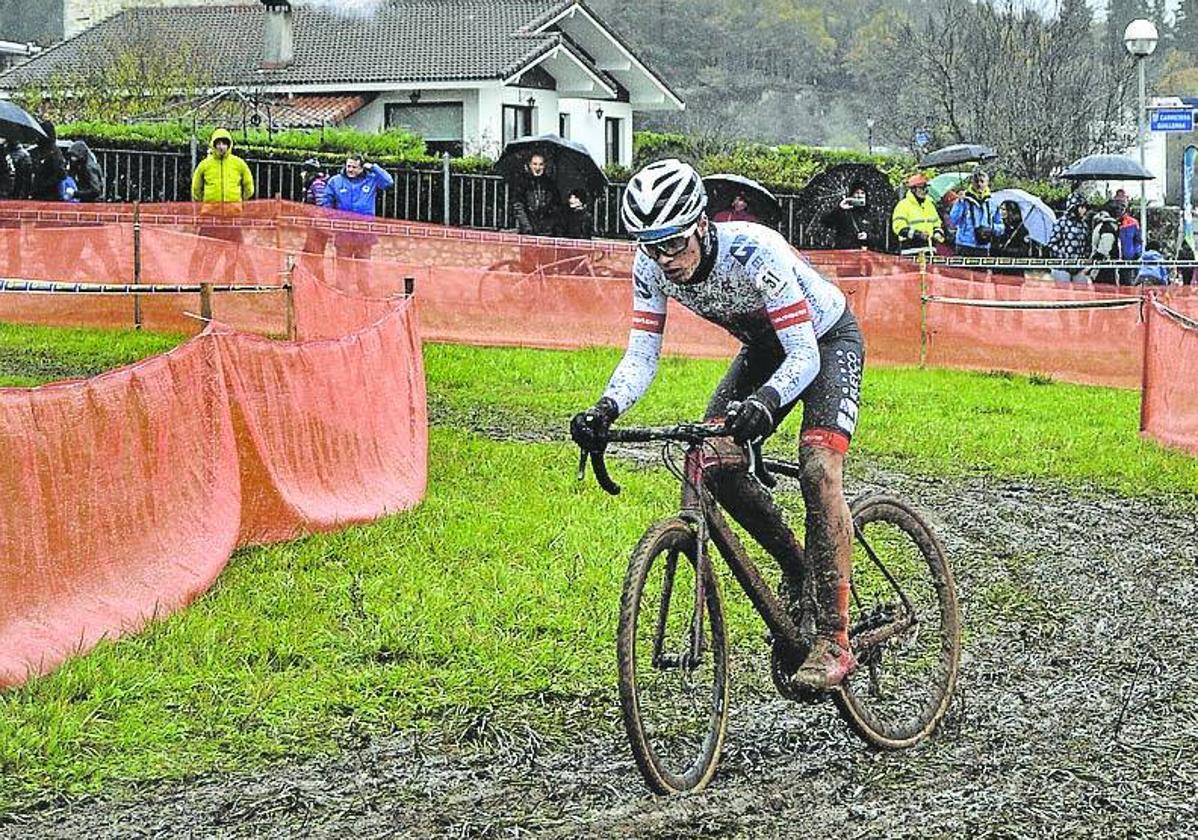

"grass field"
[0, 325, 1196, 809]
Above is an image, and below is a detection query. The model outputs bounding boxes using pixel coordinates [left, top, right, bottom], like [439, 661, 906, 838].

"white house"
[0, 0, 684, 167]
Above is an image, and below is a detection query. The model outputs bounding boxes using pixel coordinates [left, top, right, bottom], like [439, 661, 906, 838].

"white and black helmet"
[620, 158, 707, 241]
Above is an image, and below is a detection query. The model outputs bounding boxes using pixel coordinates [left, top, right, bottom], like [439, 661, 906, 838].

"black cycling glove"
[570, 396, 619, 451]
[726, 386, 781, 444]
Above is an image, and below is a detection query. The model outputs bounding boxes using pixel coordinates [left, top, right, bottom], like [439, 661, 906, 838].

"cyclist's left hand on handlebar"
[570, 396, 619, 450]
[725, 386, 780, 444]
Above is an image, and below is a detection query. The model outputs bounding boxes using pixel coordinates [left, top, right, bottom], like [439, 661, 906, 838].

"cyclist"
[570, 159, 865, 690]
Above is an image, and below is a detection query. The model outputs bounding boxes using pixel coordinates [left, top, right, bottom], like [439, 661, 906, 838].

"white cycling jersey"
[602, 221, 846, 413]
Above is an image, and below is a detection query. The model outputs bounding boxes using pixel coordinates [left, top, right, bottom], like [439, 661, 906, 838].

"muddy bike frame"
[578, 423, 915, 668]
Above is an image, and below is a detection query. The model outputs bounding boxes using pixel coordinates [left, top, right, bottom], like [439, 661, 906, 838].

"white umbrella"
[987, 188, 1057, 245]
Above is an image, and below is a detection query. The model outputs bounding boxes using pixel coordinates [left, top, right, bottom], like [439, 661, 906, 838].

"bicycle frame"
[582, 429, 919, 671]
[682, 445, 806, 661]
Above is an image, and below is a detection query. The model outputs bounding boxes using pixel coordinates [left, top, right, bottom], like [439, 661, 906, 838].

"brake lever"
[576, 445, 621, 495]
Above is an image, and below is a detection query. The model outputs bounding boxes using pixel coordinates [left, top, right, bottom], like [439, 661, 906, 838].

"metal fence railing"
[89, 147, 855, 247]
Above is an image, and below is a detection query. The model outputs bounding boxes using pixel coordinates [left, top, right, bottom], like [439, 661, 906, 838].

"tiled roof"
[0, 0, 577, 89]
[272, 94, 371, 126]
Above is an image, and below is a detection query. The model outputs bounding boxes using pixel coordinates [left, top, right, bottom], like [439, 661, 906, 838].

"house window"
[385, 102, 464, 157]
[502, 105, 533, 147]
[605, 117, 622, 166]
[559, 113, 571, 139]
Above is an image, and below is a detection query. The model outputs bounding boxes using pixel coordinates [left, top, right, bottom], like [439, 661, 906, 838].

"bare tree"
[854, 0, 1138, 178]
[16, 15, 215, 124]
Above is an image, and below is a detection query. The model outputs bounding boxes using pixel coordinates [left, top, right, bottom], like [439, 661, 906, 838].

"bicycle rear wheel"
[834, 493, 960, 749]
[617, 518, 730, 794]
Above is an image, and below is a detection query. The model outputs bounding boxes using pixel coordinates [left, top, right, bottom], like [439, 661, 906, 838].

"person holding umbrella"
[948, 170, 1003, 257]
[1046, 192, 1092, 283]
[508, 153, 561, 237]
[820, 181, 877, 249]
[712, 191, 759, 223]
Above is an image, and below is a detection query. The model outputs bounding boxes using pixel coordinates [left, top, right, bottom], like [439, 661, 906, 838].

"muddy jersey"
[603, 222, 847, 413]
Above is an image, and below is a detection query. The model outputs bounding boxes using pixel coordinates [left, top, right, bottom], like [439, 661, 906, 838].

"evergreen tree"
[1105, 0, 1153, 58]
[1175, 0, 1198, 60]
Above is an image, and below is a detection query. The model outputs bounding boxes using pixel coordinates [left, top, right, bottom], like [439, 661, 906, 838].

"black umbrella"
[1059, 154, 1154, 181]
[920, 143, 998, 168]
[791, 163, 898, 249]
[0, 101, 47, 146]
[494, 134, 608, 201]
[703, 173, 781, 225]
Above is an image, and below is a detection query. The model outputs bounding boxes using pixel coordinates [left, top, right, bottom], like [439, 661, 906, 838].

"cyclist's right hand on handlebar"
[570, 396, 619, 450]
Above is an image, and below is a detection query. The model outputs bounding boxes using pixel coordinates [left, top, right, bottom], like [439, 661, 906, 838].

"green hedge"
[632, 131, 914, 193]
[58, 121, 497, 174]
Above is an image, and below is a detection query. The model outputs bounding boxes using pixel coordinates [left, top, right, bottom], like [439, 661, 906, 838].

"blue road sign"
[1150, 109, 1194, 132]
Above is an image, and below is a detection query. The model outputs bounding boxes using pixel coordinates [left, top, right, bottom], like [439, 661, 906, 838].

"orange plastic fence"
[0, 287, 426, 687]
[1141, 299, 1198, 456]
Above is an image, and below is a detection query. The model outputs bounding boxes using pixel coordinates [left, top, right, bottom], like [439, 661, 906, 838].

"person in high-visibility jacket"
[890, 173, 944, 252]
[190, 128, 254, 204]
[188, 128, 254, 283]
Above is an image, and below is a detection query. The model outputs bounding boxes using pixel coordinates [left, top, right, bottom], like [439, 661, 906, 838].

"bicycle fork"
[651, 447, 712, 672]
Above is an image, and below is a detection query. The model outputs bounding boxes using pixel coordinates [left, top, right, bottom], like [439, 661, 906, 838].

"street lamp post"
[866, 117, 875, 155]
[1124, 19, 1159, 243]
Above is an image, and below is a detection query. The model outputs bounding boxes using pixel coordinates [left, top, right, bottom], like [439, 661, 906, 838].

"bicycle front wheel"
[834, 494, 961, 749]
[617, 518, 730, 794]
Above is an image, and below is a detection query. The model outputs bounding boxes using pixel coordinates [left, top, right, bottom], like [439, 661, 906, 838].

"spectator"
[1089, 203, 1121, 284]
[992, 199, 1032, 275]
[820, 181, 876, 249]
[0, 139, 14, 199]
[1178, 239, 1197, 286]
[30, 120, 66, 201]
[891, 173, 944, 252]
[712, 191, 759, 223]
[1046, 192, 1091, 283]
[1114, 200, 1142, 284]
[4, 142, 33, 199]
[58, 172, 79, 203]
[509, 153, 560, 236]
[298, 158, 331, 259]
[560, 189, 593, 240]
[189, 128, 255, 282]
[64, 140, 105, 203]
[948, 170, 1002, 257]
[299, 157, 329, 205]
[190, 128, 254, 205]
[1134, 241, 1168, 286]
[320, 153, 395, 259]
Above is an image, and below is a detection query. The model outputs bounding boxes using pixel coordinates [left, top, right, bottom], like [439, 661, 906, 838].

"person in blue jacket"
[948, 170, 1004, 257]
[319, 153, 395, 259]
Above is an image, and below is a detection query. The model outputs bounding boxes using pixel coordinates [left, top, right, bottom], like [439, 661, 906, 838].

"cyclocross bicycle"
[577, 422, 961, 795]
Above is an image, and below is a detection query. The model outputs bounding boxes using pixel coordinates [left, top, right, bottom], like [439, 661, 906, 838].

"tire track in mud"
[4, 432, 1197, 839]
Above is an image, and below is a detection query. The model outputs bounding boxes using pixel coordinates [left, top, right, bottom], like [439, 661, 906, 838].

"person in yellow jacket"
[188, 128, 255, 283]
[890, 173, 945, 252]
[190, 128, 254, 204]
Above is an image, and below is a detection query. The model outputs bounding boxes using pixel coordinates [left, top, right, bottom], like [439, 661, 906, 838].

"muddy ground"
[3, 448, 1197, 839]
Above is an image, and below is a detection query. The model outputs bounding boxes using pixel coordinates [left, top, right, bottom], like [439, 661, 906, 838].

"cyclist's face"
[642, 218, 705, 283]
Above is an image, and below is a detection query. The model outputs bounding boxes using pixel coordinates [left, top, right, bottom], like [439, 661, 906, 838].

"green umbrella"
[929, 171, 970, 203]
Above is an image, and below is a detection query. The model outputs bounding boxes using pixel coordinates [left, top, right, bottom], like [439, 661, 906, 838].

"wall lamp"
[408, 90, 421, 104]
[595, 105, 604, 120]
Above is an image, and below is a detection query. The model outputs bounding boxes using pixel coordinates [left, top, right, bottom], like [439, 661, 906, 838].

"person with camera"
[821, 181, 877, 250]
[948, 170, 1003, 257]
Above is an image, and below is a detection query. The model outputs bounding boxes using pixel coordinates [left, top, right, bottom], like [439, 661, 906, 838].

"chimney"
[260, 0, 294, 70]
